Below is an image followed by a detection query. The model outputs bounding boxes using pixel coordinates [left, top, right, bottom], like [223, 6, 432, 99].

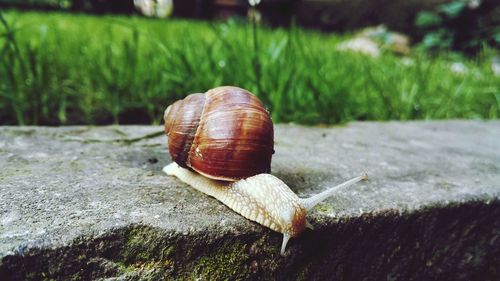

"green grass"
[1, 10, 499, 125]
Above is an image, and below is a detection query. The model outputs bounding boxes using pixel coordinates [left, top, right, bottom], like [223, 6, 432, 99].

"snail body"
[164, 163, 367, 255]
[163, 86, 368, 255]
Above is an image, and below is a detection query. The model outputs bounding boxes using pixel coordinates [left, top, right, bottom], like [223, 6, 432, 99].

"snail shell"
[164, 86, 274, 181]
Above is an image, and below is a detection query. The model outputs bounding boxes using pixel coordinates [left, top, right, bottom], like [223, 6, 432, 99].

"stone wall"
[1, 121, 499, 280]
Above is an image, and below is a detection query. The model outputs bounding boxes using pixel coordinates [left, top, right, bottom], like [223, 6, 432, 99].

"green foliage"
[415, 12, 442, 28]
[0, 0, 71, 8]
[0, 11, 499, 125]
[415, 0, 500, 54]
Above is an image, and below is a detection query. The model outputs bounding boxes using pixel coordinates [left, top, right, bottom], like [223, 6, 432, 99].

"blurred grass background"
[0, 10, 499, 125]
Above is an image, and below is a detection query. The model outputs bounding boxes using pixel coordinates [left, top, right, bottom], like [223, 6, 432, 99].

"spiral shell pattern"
[164, 86, 274, 181]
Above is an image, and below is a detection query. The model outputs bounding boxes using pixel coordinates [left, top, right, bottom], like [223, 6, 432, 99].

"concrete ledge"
[1, 121, 499, 280]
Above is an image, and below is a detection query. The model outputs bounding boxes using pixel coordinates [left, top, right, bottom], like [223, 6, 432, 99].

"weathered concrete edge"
[1, 198, 499, 280]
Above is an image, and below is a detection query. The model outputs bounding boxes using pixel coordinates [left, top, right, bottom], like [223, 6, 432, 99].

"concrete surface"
[0, 121, 499, 280]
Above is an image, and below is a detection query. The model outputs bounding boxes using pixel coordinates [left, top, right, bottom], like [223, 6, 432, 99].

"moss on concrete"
[2, 201, 500, 280]
[191, 242, 250, 280]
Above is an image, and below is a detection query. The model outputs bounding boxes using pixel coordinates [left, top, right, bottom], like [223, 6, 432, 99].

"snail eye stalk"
[301, 173, 368, 211]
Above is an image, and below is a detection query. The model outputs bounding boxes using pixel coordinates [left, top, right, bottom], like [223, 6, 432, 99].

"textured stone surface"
[0, 121, 499, 280]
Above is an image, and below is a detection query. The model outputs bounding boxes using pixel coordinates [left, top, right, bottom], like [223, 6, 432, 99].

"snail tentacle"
[301, 173, 368, 211]
[281, 233, 290, 256]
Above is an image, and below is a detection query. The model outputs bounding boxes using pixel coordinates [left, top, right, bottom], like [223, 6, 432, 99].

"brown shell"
[164, 86, 274, 181]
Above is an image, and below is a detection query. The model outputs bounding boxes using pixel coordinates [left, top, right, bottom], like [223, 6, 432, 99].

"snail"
[163, 86, 368, 255]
